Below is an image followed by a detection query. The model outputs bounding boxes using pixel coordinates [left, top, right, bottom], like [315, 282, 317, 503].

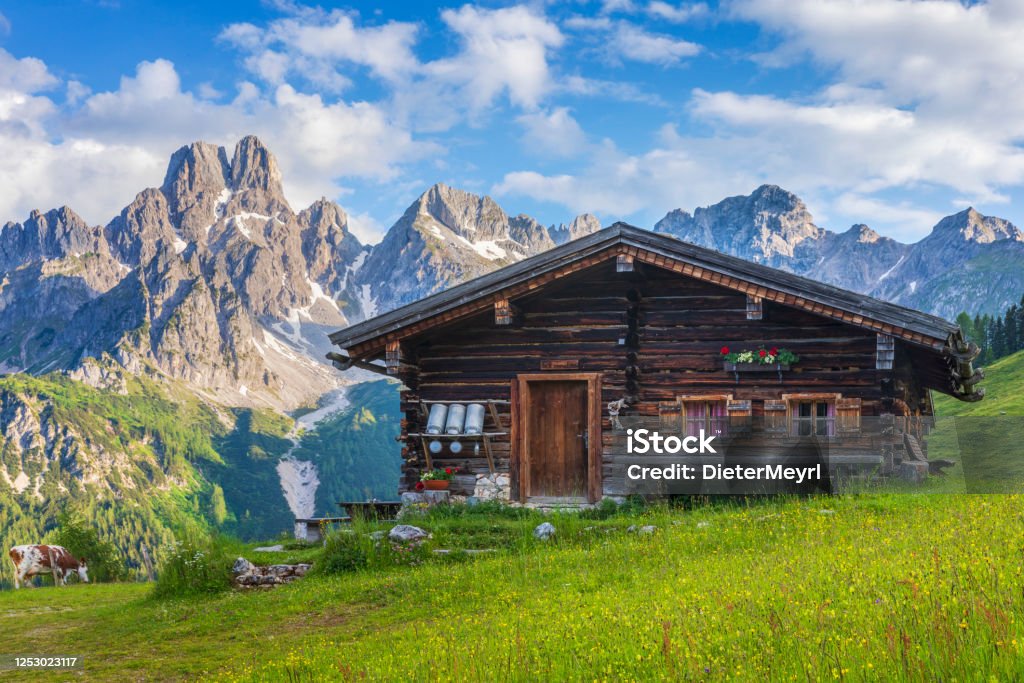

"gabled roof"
[327, 223, 982, 401]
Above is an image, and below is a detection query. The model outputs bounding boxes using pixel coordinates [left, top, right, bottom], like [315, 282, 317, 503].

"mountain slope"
[654, 186, 1023, 318]
[357, 183, 600, 312]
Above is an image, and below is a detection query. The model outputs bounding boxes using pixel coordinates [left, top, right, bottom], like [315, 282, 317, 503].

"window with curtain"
[682, 400, 729, 438]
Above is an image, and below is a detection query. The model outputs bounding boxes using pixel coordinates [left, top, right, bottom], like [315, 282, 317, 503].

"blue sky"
[2, 0, 1023, 244]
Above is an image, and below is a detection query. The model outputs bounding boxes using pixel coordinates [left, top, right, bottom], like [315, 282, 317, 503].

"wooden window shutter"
[658, 401, 682, 432]
[727, 399, 751, 432]
[726, 399, 752, 417]
[836, 397, 862, 432]
[876, 334, 895, 370]
[764, 400, 787, 432]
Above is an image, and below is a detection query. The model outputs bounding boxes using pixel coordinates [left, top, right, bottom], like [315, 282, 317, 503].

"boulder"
[232, 557, 255, 575]
[638, 525, 658, 535]
[253, 544, 284, 552]
[401, 491, 426, 506]
[389, 524, 430, 544]
[533, 522, 556, 540]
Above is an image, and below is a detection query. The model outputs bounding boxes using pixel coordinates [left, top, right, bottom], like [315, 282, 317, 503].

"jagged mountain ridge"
[0, 139, 604, 404]
[654, 185, 1024, 319]
[0, 136, 370, 409]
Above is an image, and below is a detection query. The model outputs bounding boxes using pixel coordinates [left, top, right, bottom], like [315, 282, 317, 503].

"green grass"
[934, 348, 1024, 417]
[2, 495, 1022, 681]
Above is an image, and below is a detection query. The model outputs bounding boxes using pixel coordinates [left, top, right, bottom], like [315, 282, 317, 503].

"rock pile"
[232, 557, 311, 588]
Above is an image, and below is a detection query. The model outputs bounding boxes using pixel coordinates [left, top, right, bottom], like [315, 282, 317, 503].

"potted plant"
[720, 346, 799, 381]
[419, 467, 458, 491]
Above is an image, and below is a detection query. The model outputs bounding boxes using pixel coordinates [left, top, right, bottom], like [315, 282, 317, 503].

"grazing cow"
[8, 545, 89, 589]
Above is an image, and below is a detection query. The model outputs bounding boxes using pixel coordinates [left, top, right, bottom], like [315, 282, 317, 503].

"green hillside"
[0, 373, 227, 587]
[0, 374, 401, 587]
[931, 349, 1024, 492]
[293, 380, 402, 514]
[934, 348, 1024, 416]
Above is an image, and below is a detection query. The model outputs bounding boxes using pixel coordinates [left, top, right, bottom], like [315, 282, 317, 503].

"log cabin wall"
[395, 259, 912, 498]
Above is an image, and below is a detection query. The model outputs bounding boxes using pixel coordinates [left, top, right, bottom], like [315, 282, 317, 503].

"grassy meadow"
[1, 494, 1023, 681]
[2, 355, 1023, 681]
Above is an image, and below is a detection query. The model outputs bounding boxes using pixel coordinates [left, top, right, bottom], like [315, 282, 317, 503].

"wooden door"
[525, 380, 588, 498]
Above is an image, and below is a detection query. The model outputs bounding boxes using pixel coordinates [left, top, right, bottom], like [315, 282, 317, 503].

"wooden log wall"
[395, 260, 915, 497]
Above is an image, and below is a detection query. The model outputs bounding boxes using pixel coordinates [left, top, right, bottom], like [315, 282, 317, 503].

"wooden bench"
[293, 516, 350, 543]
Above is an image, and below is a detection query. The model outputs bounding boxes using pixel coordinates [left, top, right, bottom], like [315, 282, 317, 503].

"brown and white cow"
[8, 545, 89, 589]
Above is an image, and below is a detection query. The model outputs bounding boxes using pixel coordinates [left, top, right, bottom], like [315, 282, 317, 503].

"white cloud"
[347, 210, 387, 244]
[0, 54, 434, 227]
[832, 193, 944, 241]
[0, 50, 57, 92]
[428, 5, 564, 112]
[563, 17, 701, 67]
[220, 10, 420, 90]
[495, 132, 745, 220]
[612, 22, 701, 64]
[0, 12, 10, 37]
[646, 2, 710, 23]
[517, 107, 587, 157]
[601, 0, 639, 14]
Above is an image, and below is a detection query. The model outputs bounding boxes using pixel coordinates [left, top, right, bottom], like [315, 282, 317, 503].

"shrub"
[152, 533, 234, 599]
[52, 511, 127, 583]
[314, 531, 371, 574]
[314, 525, 432, 575]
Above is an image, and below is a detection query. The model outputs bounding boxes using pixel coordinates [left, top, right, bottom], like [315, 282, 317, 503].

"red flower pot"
[423, 480, 450, 491]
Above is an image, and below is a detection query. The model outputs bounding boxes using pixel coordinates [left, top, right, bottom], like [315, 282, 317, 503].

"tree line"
[956, 295, 1024, 366]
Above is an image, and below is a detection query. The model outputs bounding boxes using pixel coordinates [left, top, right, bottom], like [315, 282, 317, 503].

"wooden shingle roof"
[328, 223, 981, 400]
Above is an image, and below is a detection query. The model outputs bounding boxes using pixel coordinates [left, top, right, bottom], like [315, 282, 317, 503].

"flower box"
[422, 479, 450, 491]
[724, 362, 791, 372]
[724, 361, 790, 382]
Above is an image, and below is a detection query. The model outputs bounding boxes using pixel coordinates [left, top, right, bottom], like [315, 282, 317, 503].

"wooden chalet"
[327, 224, 983, 503]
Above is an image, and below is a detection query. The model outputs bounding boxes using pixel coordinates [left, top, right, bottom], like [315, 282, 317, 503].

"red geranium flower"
[759, 349, 767, 357]
[415, 481, 425, 491]
[720, 346, 729, 355]
[770, 347, 778, 355]
[445, 467, 453, 474]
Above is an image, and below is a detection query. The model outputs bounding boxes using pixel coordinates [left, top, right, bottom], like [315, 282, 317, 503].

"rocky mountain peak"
[161, 141, 231, 238]
[551, 213, 602, 244]
[748, 184, 805, 211]
[846, 224, 882, 244]
[411, 183, 510, 242]
[0, 205, 107, 272]
[929, 207, 1022, 244]
[654, 184, 821, 264]
[230, 135, 283, 194]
